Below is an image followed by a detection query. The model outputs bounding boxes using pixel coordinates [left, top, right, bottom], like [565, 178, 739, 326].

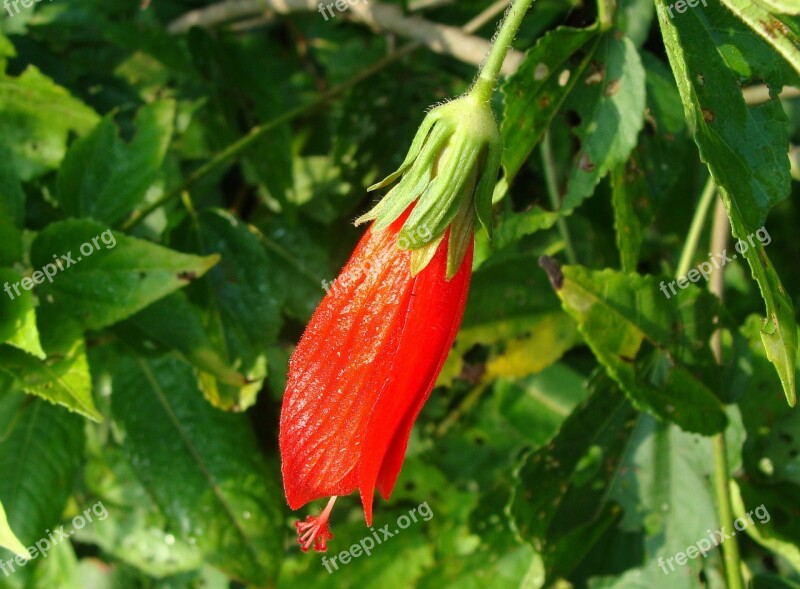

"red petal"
[280, 206, 474, 527]
[357, 236, 473, 524]
[280, 213, 415, 510]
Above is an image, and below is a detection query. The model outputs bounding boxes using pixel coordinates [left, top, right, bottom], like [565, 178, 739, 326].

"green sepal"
[357, 93, 501, 269]
[410, 233, 445, 277]
[367, 107, 443, 193]
[473, 136, 502, 241]
[446, 169, 478, 279]
[356, 121, 453, 228]
[399, 134, 482, 248]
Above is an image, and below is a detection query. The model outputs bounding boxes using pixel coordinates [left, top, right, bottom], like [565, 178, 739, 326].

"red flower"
[279, 207, 473, 551]
[279, 92, 501, 552]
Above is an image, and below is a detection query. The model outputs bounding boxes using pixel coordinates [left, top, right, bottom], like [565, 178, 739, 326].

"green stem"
[676, 176, 716, 276]
[470, 0, 537, 102]
[707, 198, 743, 589]
[596, 0, 615, 31]
[713, 433, 744, 588]
[541, 131, 576, 264]
[436, 382, 489, 437]
[674, 181, 743, 586]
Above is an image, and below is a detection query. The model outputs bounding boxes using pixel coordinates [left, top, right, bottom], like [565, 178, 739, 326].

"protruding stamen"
[294, 496, 338, 553]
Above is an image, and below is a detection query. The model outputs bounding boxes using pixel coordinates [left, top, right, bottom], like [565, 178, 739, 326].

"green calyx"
[356, 94, 502, 279]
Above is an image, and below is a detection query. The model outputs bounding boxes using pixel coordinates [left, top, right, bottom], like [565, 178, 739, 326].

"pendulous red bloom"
[279, 208, 473, 550]
[279, 92, 500, 552]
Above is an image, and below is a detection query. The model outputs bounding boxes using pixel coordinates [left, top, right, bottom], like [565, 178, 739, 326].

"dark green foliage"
[0, 0, 798, 587]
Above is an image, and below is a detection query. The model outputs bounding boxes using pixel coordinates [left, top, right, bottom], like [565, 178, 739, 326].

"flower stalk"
[470, 0, 538, 103]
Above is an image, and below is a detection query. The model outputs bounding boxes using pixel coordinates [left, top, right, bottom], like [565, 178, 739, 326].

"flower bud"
[356, 94, 502, 279]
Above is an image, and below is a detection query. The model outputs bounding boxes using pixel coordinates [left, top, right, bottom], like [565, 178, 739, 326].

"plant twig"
[708, 197, 744, 589]
[168, 0, 523, 74]
[676, 176, 716, 277]
[742, 84, 800, 105]
[435, 382, 488, 437]
[541, 130, 577, 264]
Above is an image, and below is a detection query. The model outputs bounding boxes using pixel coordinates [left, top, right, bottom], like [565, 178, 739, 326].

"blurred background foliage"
[0, 0, 799, 587]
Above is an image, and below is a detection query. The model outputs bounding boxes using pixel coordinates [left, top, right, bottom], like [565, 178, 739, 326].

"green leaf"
[638, 51, 690, 211]
[658, 1, 797, 405]
[757, 248, 799, 406]
[437, 363, 589, 481]
[540, 260, 727, 434]
[738, 316, 800, 484]
[0, 31, 14, 69]
[114, 292, 250, 406]
[0, 267, 45, 359]
[509, 375, 637, 579]
[757, 0, 800, 14]
[0, 305, 101, 421]
[610, 161, 645, 272]
[0, 150, 25, 266]
[56, 100, 175, 225]
[494, 32, 645, 239]
[0, 391, 86, 565]
[439, 252, 579, 386]
[417, 544, 539, 589]
[30, 220, 219, 331]
[616, 0, 657, 46]
[172, 209, 281, 410]
[494, 365, 589, 447]
[260, 216, 333, 323]
[0, 65, 99, 181]
[25, 539, 84, 589]
[290, 155, 353, 223]
[752, 576, 800, 589]
[110, 354, 283, 585]
[719, 0, 800, 76]
[0, 500, 27, 559]
[597, 417, 720, 588]
[560, 34, 647, 213]
[731, 480, 800, 572]
[738, 480, 800, 573]
[706, 5, 800, 88]
[186, 30, 294, 212]
[399, 442, 544, 589]
[78, 442, 205, 578]
[498, 26, 601, 197]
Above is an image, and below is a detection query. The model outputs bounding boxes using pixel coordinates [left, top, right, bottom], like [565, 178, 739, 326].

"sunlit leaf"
[31, 220, 219, 331]
[111, 354, 283, 585]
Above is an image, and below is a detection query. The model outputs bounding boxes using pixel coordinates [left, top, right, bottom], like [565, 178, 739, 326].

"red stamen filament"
[295, 496, 338, 552]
